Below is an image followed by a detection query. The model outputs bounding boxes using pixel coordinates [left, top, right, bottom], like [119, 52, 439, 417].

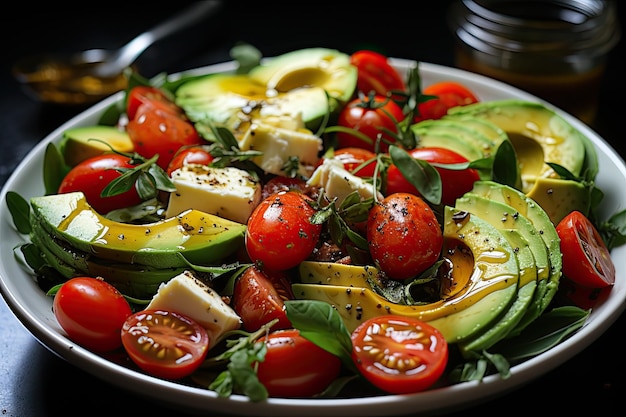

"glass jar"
[448, 0, 621, 125]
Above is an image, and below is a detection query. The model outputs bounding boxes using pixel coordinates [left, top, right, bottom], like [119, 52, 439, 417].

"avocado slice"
[175, 72, 332, 136]
[412, 118, 500, 158]
[443, 114, 509, 145]
[292, 206, 520, 343]
[412, 131, 485, 162]
[60, 125, 134, 167]
[454, 194, 539, 354]
[448, 99, 588, 193]
[469, 180, 562, 336]
[30, 192, 246, 269]
[298, 261, 379, 286]
[525, 177, 591, 225]
[248, 48, 357, 105]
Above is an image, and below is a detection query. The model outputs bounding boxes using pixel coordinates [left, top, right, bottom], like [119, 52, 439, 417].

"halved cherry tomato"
[53, 277, 132, 352]
[350, 50, 406, 97]
[368, 193, 443, 280]
[556, 210, 616, 289]
[336, 94, 404, 153]
[256, 329, 341, 398]
[245, 190, 322, 271]
[385, 147, 480, 206]
[121, 309, 209, 380]
[415, 81, 479, 122]
[351, 315, 448, 394]
[57, 153, 143, 214]
[233, 265, 294, 332]
[126, 85, 180, 120]
[166, 145, 214, 176]
[126, 93, 204, 170]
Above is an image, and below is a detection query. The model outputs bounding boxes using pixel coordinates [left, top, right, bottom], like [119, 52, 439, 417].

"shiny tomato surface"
[53, 277, 132, 352]
[350, 50, 407, 97]
[351, 315, 448, 394]
[256, 329, 341, 398]
[121, 309, 209, 380]
[166, 145, 214, 176]
[415, 81, 479, 122]
[245, 190, 322, 271]
[57, 153, 143, 214]
[385, 147, 480, 206]
[368, 193, 443, 279]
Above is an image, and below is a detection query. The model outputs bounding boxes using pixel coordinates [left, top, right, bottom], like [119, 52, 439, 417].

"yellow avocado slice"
[292, 206, 520, 343]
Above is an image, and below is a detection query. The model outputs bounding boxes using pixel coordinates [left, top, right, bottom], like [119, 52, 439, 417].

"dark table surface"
[2, 2, 625, 416]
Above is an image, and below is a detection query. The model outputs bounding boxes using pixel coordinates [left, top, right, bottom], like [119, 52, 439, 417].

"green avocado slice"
[412, 118, 499, 158]
[292, 206, 520, 343]
[469, 180, 562, 337]
[454, 194, 539, 355]
[30, 191, 246, 269]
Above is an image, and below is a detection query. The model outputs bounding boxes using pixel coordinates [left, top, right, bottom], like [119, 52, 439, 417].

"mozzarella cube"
[166, 165, 261, 223]
[147, 270, 242, 348]
[307, 158, 382, 206]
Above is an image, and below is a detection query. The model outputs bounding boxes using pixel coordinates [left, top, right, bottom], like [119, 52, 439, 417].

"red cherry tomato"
[336, 94, 404, 153]
[57, 153, 143, 214]
[556, 210, 616, 289]
[256, 329, 341, 398]
[385, 147, 480, 206]
[121, 309, 209, 380]
[166, 145, 214, 176]
[350, 50, 407, 97]
[53, 277, 132, 352]
[368, 193, 443, 280]
[245, 191, 322, 271]
[126, 96, 204, 170]
[415, 81, 479, 122]
[126, 85, 180, 121]
[329, 147, 377, 177]
[261, 175, 309, 200]
[232, 266, 294, 332]
[351, 315, 448, 394]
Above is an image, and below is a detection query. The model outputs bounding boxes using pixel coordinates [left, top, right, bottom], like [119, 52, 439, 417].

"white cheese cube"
[307, 158, 382, 206]
[166, 165, 261, 224]
[238, 122, 322, 177]
[147, 270, 242, 348]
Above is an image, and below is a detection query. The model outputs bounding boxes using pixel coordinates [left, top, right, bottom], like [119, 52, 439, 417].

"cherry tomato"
[556, 210, 616, 289]
[233, 266, 294, 332]
[57, 153, 143, 214]
[126, 85, 180, 121]
[121, 309, 209, 380]
[351, 315, 448, 394]
[385, 147, 480, 206]
[53, 277, 132, 352]
[336, 94, 404, 153]
[126, 98, 204, 170]
[350, 50, 406, 97]
[245, 190, 322, 271]
[256, 329, 341, 398]
[415, 81, 479, 122]
[166, 145, 214, 176]
[261, 175, 309, 200]
[328, 147, 377, 178]
[368, 193, 443, 280]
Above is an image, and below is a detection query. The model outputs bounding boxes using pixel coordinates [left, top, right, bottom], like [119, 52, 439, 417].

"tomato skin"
[556, 210, 616, 289]
[53, 277, 132, 352]
[385, 147, 480, 206]
[245, 191, 322, 271]
[121, 309, 209, 380]
[256, 329, 341, 398]
[351, 315, 448, 394]
[336, 95, 404, 153]
[166, 145, 214, 176]
[126, 86, 180, 121]
[261, 175, 309, 200]
[350, 50, 406, 97]
[368, 193, 443, 280]
[328, 147, 377, 178]
[126, 100, 204, 170]
[233, 266, 294, 332]
[57, 153, 143, 214]
[415, 81, 479, 122]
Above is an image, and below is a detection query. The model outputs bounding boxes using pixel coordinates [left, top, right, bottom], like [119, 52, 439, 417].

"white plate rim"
[1, 59, 626, 417]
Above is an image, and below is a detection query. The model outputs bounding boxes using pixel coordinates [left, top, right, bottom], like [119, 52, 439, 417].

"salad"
[5, 46, 624, 402]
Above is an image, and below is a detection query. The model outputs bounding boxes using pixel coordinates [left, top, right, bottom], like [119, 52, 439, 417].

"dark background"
[1, 1, 625, 415]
